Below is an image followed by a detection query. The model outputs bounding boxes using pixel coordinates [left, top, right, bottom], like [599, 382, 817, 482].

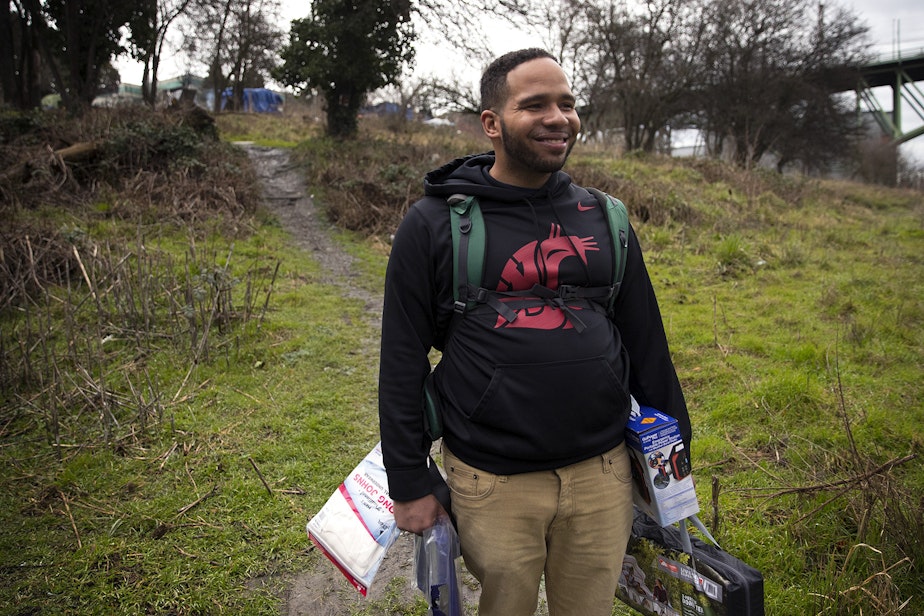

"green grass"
[0, 210, 389, 613]
[215, 110, 322, 147]
[1, 119, 922, 615]
[635, 174, 924, 615]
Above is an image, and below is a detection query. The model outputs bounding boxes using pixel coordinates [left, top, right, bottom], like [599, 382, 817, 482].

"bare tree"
[222, 0, 281, 109]
[412, 0, 538, 63]
[129, 0, 195, 107]
[372, 73, 481, 129]
[548, 0, 868, 169]
[557, 0, 707, 153]
[696, 0, 867, 168]
[416, 77, 480, 115]
[180, 0, 281, 112]
[770, 2, 868, 172]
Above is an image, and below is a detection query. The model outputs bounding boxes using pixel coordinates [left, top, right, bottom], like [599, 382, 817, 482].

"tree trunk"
[325, 87, 361, 139]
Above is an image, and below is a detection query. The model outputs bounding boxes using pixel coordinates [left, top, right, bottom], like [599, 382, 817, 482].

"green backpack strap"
[586, 188, 629, 315]
[448, 189, 627, 318]
[426, 194, 483, 439]
[447, 194, 485, 313]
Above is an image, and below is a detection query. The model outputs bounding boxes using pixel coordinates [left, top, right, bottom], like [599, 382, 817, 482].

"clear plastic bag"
[415, 516, 463, 616]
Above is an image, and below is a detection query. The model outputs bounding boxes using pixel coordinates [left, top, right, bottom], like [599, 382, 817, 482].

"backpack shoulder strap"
[586, 188, 629, 314]
[447, 194, 484, 314]
[447, 189, 628, 321]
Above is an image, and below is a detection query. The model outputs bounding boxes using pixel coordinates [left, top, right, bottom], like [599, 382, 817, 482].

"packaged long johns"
[307, 442, 400, 595]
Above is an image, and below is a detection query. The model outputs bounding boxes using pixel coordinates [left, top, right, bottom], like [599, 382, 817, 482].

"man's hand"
[393, 494, 446, 535]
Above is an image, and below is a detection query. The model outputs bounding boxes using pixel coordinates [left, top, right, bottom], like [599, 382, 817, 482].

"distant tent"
[41, 93, 62, 109]
[221, 88, 284, 113]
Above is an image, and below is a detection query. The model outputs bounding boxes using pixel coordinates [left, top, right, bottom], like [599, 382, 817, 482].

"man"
[378, 48, 690, 616]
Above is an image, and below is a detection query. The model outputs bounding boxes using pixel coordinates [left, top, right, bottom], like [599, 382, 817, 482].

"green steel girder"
[857, 51, 924, 145]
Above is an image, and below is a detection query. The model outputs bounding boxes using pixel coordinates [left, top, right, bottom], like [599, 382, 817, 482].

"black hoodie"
[378, 153, 689, 502]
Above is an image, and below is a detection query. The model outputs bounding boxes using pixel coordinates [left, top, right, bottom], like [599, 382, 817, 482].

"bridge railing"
[866, 47, 924, 65]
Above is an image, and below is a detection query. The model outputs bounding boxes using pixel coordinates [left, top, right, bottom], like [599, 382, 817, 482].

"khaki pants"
[443, 443, 634, 616]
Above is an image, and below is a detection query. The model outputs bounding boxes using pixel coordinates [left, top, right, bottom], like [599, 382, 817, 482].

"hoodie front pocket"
[465, 356, 628, 454]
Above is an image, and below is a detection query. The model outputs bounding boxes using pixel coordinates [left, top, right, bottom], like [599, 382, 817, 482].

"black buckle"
[473, 287, 490, 302]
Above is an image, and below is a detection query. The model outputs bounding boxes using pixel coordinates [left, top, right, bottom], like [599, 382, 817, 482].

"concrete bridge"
[857, 49, 924, 145]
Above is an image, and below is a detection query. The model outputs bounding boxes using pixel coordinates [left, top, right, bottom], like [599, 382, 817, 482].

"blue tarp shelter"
[221, 88, 284, 113]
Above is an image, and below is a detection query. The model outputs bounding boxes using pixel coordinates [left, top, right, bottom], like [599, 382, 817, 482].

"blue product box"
[625, 405, 699, 526]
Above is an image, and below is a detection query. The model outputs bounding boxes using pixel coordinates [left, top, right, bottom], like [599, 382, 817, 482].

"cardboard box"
[625, 405, 699, 526]
[617, 509, 765, 615]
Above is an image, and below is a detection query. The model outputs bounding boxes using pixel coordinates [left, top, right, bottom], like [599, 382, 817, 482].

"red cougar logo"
[496, 224, 598, 329]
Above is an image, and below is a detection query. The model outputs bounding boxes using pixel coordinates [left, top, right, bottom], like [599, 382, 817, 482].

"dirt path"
[240, 144, 383, 320]
[240, 144, 482, 615]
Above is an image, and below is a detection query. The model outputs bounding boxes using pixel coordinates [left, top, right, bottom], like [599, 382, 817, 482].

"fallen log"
[52, 140, 101, 163]
[0, 140, 101, 186]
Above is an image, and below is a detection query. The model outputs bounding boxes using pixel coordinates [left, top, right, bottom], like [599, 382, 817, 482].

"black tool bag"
[616, 509, 765, 616]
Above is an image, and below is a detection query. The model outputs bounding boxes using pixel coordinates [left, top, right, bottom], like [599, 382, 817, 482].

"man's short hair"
[480, 48, 558, 112]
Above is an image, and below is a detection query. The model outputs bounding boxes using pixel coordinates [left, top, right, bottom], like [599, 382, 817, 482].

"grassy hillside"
[1, 108, 921, 615]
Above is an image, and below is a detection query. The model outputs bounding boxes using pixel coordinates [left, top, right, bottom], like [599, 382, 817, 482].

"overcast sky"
[841, 0, 924, 55]
[132, 0, 924, 87]
[277, 0, 924, 88]
[120, 0, 924, 161]
[277, 0, 924, 67]
[835, 0, 924, 161]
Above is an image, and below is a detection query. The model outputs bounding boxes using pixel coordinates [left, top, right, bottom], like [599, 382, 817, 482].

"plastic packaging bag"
[307, 442, 400, 596]
[415, 516, 463, 616]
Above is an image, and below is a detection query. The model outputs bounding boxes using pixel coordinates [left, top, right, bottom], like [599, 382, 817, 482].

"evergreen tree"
[275, 0, 415, 138]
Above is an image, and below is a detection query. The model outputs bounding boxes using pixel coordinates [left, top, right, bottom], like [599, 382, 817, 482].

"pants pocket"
[603, 442, 633, 485]
[443, 447, 498, 501]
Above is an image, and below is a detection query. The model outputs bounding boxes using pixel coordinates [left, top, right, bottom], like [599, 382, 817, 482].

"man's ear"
[481, 109, 501, 140]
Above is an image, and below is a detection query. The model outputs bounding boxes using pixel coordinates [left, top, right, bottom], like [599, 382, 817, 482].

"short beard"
[499, 119, 575, 175]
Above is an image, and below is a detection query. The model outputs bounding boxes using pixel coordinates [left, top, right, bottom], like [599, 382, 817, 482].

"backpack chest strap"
[447, 190, 628, 333]
[460, 283, 615, 332]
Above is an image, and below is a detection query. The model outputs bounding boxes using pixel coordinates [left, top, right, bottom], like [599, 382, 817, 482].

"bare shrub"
[293, 135, 456, 234]
[855, 140, 899, 186]
[1, 107, 262, 306]
[1, 105, 258, 213]
[568, 157, 700, 226]
[2, 236, 280, 446]
[1, 105, 275, 447]
[0, 225, 80, 309]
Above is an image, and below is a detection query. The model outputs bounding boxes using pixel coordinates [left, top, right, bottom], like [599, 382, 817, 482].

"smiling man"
[378, 48, 691, 616]
[482, 53, 580, 187]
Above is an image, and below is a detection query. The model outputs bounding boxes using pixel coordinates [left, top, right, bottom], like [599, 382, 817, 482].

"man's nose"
[544, 106, 569, 126]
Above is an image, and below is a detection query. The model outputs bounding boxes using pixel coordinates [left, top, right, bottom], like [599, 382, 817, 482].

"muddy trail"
[240, 144, 484, 615]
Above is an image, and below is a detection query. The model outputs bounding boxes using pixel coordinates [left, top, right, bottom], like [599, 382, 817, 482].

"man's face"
[483, 57, 581, 188]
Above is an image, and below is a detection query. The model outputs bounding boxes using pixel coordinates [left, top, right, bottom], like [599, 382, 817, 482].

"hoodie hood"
[423, 152, 574, 203]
